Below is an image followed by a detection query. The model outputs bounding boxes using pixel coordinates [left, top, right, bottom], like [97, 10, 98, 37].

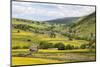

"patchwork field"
[12, 28, 89, 49]
[12, 11, 96, 66]
[12, 49, 96, 66]
[12, 57, 62, 66]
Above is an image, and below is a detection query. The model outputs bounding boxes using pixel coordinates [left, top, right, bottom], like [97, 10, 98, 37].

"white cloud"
[12, 1, 95, 21]
[56, 4, 95, 17]
[46, 10, 66, 18]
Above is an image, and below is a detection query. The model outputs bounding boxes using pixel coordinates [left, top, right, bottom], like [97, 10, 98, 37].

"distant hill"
[71, 12, 96, 38]
[45, 17, 80, 25]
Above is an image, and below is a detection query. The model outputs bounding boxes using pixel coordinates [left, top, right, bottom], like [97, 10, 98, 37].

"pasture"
[12, 57, 62, 66]
[12, 18, 96, 66]
[12, 49, 96, 66]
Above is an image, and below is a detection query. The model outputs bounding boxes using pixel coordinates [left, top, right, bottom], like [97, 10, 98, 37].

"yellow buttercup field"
[12, 57, 62, 66]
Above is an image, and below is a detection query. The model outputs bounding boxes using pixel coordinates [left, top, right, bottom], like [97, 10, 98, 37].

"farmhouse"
[29, 44, 38, 55]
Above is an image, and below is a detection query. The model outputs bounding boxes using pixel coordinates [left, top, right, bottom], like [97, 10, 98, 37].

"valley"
[12, 12, 96, 66]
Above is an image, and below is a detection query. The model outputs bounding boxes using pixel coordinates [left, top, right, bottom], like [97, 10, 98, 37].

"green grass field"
[12, 16, 96, 66]
[12, 49, 96, 66]
[12, 57, 62, 66]
[12, 28, 88, 49]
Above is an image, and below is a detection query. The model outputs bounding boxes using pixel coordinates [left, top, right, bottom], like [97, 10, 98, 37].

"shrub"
[75, 37, 89, 41]
[12, 46, 21, 49]
[80, 44, 88, 49]
[47, 43, 54, 48]
[27, 39, 31, 42]
[54, 43, 65, 50]
[39, 41, 54, 49]
[68, 37, 73, 41]
[91, 45, 96, 49]
[13, 24, 33, 31]
[17, 30, 20, 33]
[65, 44, 74, 50]
[22, 46, 29, 49]
[50, 32, 56, 38]
[74, 46, 79, 49]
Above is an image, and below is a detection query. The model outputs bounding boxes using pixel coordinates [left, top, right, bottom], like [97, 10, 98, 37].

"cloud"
[12, 1, 95, 21]
[56, 4, 95, 17]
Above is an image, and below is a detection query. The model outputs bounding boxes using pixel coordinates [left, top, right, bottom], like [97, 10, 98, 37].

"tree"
[12, 46, 21, 49]
[80, 44, 87, 49]
[17, 30, 20, 33]
[87, 33, 96, 51]
[88, 39, 96, 52]
[36, 21, 40, 25]
[65, 44, 74, 50]
[27, 39, 31, 42]
[39, 42, 53, 49]
[54, 43, 65, 50]
[50, 32, 56, 38]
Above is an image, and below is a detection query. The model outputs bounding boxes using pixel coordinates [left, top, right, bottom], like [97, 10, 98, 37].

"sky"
[12, 1, 95, 21]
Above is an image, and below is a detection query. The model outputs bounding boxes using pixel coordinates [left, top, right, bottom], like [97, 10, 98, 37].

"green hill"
[12, 17, 89, 49]
[70, 12, 96, 38]
[45, 17, 79, 25]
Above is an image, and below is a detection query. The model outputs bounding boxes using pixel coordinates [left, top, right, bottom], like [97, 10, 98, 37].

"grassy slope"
[12, 49, 95, 66]
[12, 18, 88, 48]
[46, 17, 79, 25]
[12, 29, 88, 48]
[71, 12, 96, 37]
[12, 57, 62, 66]
[12, 17, 96, 66]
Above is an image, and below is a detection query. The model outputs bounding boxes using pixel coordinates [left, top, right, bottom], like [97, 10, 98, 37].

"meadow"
[12, 49, 96, 66]
[12, 14, 96, 66]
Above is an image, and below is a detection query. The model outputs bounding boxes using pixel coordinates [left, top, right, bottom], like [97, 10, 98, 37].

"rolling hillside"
[12, 17, 89, 49]
[12, 13, 96, 66]
[45, 17, 80, 25]
[70, 12, 96, 38]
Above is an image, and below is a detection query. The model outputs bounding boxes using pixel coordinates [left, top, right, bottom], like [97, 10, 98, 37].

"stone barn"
[28, 44, 38, 55]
